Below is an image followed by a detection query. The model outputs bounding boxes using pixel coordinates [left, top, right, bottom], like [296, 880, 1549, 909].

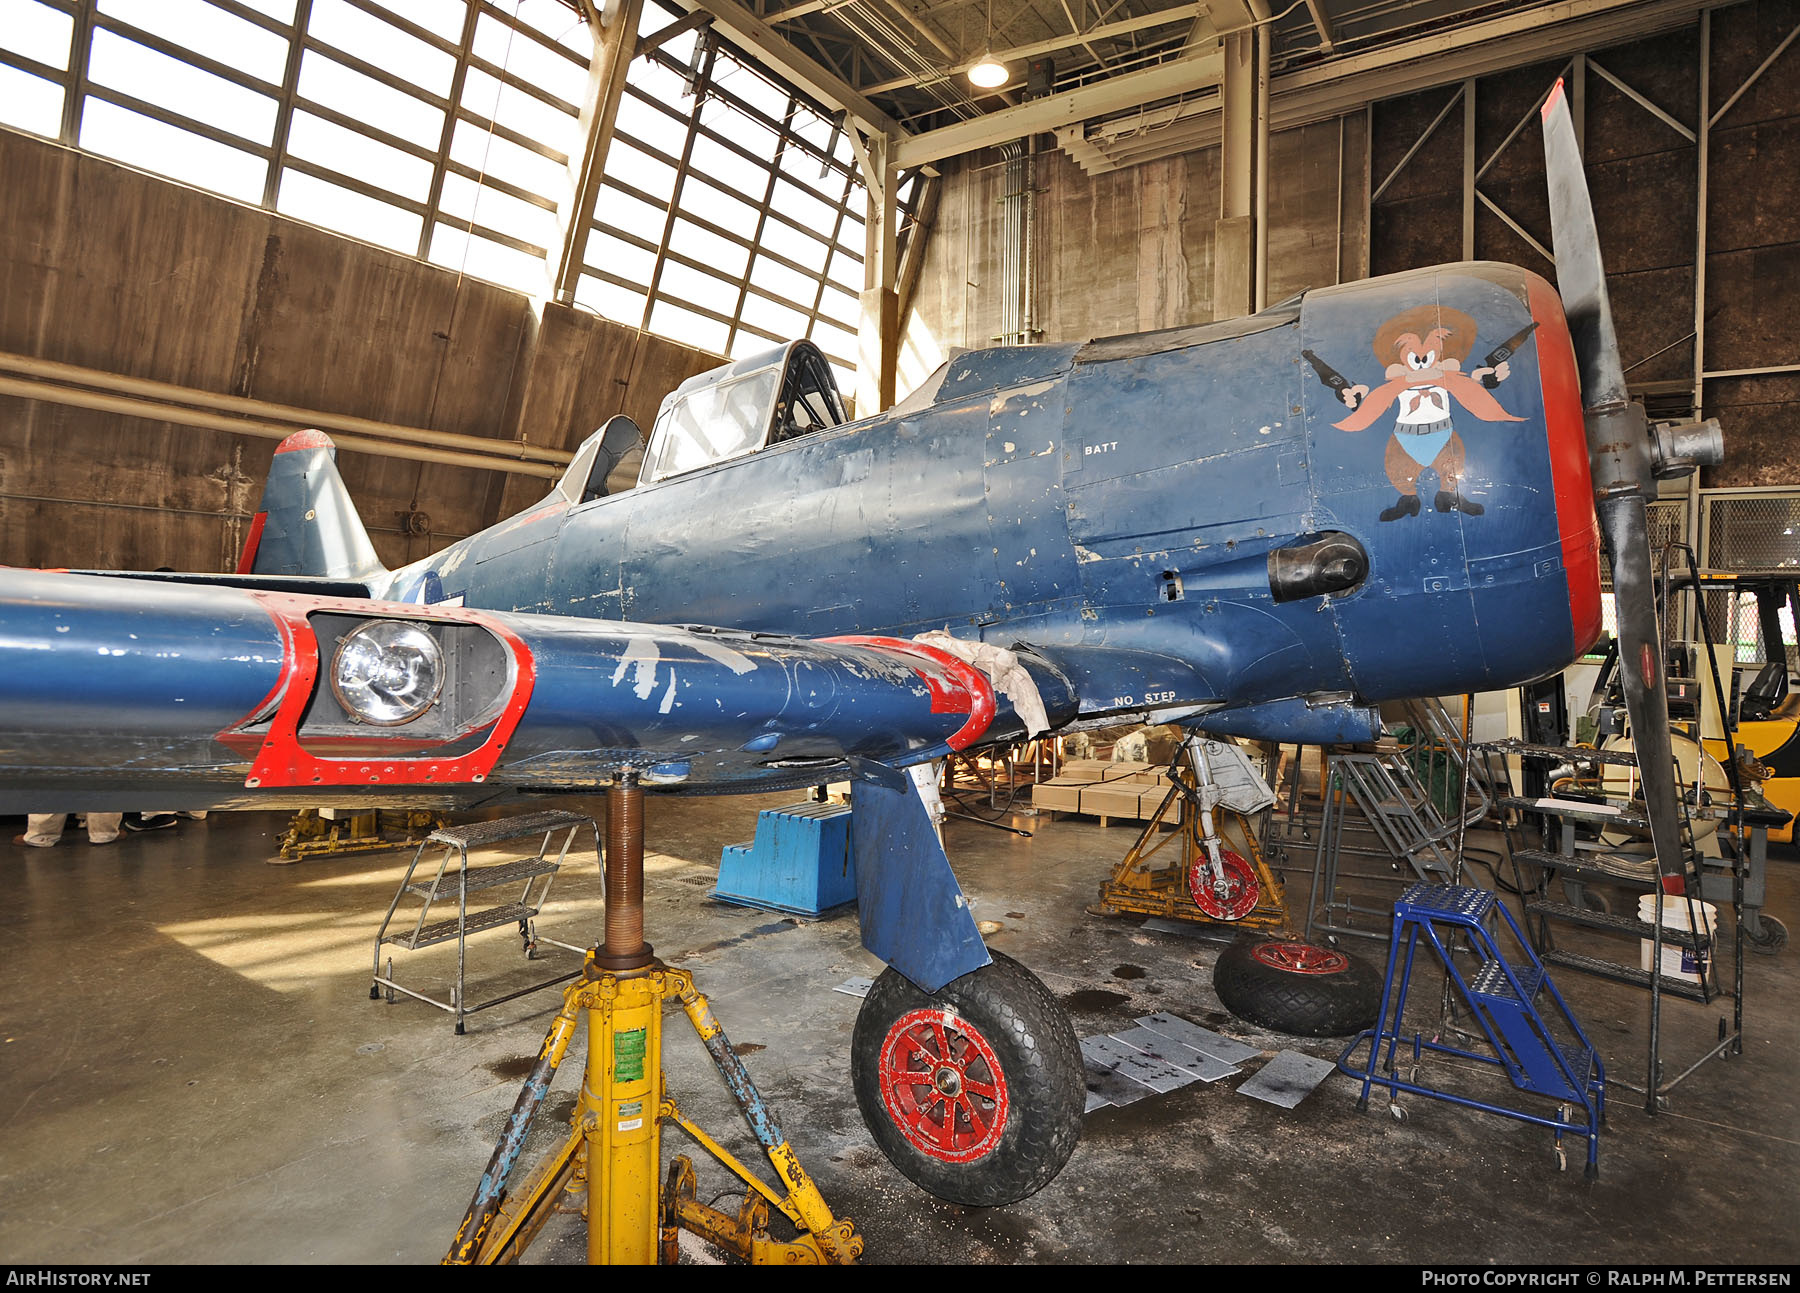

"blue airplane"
[0, 83, 1717, 1208]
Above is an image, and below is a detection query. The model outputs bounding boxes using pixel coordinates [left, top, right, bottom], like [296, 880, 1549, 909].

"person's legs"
[15, 814, 68, 847]
[84, 813, 123, 845]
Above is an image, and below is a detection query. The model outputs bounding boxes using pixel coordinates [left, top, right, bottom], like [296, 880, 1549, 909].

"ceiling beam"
[1269, 0, 1714, 125]
[895, 49, 1223, 168]
[864, 3, 1205, 94]
[1054, 0, 1714, 174]
[1301, 0, 1334, 53]
[674, 0, 903, 134]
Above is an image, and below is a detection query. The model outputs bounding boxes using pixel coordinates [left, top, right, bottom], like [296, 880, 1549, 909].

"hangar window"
[573, 0, 920, 392]
[11, 0, 922, 388]
[1, 0, 74, 77]
[0, 64, 66, 138]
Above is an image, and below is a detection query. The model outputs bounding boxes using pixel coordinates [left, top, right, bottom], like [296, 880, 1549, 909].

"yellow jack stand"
[1095, 766, 1288, 930]
[444, 773, 861, 1266]
[272, 807, 441, 864]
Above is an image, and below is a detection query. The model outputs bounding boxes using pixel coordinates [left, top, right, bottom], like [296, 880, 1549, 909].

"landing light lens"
[331, 621, 444, 726]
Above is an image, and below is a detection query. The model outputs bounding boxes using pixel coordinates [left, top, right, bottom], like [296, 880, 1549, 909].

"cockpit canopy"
[638, 339, 847, 486]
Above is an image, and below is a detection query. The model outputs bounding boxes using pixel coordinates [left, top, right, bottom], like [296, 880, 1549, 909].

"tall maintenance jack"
[444, 772, 862, 1265]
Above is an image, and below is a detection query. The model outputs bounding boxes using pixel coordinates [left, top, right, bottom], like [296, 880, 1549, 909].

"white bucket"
[1638, 894, 1718, 985]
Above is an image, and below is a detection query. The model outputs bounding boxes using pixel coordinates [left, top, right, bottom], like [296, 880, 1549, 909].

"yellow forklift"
[1689, 571, 1800, 845]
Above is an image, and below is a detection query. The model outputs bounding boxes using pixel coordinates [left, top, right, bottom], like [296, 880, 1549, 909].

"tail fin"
[239, 430, 386, 579]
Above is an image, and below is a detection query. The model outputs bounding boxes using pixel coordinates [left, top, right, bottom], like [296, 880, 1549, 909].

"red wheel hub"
[877, 1008, 1010, 1163]
[1251, 941, 1349, 975]
[1188, 848, 1260, 921]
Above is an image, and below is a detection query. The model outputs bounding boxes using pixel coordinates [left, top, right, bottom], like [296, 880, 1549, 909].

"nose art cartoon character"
[1306, 305, 1527, 522]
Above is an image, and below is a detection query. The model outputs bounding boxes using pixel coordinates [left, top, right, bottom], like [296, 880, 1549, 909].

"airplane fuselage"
[378, 261, 1601, 735]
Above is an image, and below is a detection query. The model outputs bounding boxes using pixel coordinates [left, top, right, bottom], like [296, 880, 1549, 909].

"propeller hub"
[1583, 401, 1656, 498]
[1650, 417, 1725, 481]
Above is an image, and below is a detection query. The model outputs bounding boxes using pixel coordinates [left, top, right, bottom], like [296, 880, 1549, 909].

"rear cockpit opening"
[557, 414, 644, 506]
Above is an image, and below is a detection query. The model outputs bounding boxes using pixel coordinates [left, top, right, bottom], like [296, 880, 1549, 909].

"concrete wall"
[905, 1, 1800, 495]
[902, 116, 1369, 389]
[0, 126, 720, 574]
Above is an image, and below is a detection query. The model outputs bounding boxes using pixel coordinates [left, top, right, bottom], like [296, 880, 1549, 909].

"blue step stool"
[713, 802, 855, 917]
[1338, 883, 1607, 1176]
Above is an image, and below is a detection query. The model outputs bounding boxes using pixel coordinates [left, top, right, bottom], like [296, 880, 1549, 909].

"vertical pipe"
[1259, 25, 1272, 268]
[1335, 113, 1345, 286]
[1022, 136, 1039, 342]
[602, 772, 648, 964]
[585, 974, 662, 1264]
[1362, 101, 1374, 280]
[1693, 11, 1711, 420]
[1463, 78, 1477, 261]
[1690, 12, 1712, 610]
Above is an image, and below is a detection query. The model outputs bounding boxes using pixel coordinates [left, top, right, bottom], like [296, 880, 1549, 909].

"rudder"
[240, 430, 385, 580]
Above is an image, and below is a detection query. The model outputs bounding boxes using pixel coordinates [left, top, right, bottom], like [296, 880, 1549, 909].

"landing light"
[331, 620, 444, 726]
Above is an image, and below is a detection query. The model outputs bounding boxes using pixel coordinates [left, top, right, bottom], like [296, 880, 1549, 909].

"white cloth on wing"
[911, 631, 1050, 737]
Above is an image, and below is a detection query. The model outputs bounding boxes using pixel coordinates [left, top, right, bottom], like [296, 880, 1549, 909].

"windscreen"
[641, 367, 780, 483]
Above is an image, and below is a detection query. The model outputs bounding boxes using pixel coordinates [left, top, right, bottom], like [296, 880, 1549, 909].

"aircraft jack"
[1095, 740, 1287, 930]
[444, 773, 862, 1266]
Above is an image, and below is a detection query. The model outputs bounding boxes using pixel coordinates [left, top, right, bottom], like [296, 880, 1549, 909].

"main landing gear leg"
[444, 772, 862, 1265]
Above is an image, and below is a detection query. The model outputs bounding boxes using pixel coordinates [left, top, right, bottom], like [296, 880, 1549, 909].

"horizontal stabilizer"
[68, 569, 374, 598]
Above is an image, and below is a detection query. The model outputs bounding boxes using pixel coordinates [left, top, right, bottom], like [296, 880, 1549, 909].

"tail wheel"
[851, 951, 1082, 1207]
[1213, 934, 1383, 1037]
[1188, 847, 1260, 921]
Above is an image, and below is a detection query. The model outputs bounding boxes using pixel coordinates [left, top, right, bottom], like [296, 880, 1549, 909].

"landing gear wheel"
[1212, 935, 1383, 1037]
[1188, 848, 1259, 922]
[1748, 914, 1788, 956]
[851, 951, 1083, 1207]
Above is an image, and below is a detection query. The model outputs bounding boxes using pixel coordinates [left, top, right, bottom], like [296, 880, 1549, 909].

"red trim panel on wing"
[1525, 269, 1604, 655]
[822, 635, 997, 752]
[219, 594, 536, 788]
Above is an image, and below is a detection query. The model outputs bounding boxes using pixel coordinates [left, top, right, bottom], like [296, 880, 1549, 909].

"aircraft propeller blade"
[1541, 79, 1690, 894]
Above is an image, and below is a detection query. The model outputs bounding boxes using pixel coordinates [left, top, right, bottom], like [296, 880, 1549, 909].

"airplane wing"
[0, 568, 1010, 812]
[0, 566, 1021, 990]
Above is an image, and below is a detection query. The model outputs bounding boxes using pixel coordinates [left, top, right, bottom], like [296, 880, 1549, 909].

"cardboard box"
[1030, 781, 1087, 813]
[1101, 761, 1156, 781]
[1079, 785, 1154, 819]
[1058, 759, 1112, 781]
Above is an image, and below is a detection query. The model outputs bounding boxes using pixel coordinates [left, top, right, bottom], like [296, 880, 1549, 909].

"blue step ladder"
[713, 801, 855, 917]
[1337, 883, 1607, 1176]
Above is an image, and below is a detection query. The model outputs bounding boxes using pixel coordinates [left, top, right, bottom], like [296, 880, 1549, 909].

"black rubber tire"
[851, 951, 1083, 1207]
[1212, 934, 1383, 1037]
[1748, 914, 1788, 956]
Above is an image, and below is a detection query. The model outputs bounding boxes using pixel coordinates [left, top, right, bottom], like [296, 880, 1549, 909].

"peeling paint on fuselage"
[377, 263, 1593, 715]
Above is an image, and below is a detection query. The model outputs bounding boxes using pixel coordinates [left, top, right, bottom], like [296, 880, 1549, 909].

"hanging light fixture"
[968, 0, 1007, 88]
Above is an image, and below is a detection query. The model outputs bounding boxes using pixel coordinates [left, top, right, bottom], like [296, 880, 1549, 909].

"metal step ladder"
[1306, 699, 1493, 942]
[1338, 882, 1606, 1177]
[1478, 737, 1744, 1109]
[371, 810, 599, 1034]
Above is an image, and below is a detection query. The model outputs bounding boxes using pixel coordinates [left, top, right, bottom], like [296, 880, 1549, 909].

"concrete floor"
[1, 790, 1795, 1266]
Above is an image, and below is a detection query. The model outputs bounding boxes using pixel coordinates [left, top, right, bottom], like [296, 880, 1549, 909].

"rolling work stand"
[371, 810, 599, 1034]
[1339, 882, 1607, 1176]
